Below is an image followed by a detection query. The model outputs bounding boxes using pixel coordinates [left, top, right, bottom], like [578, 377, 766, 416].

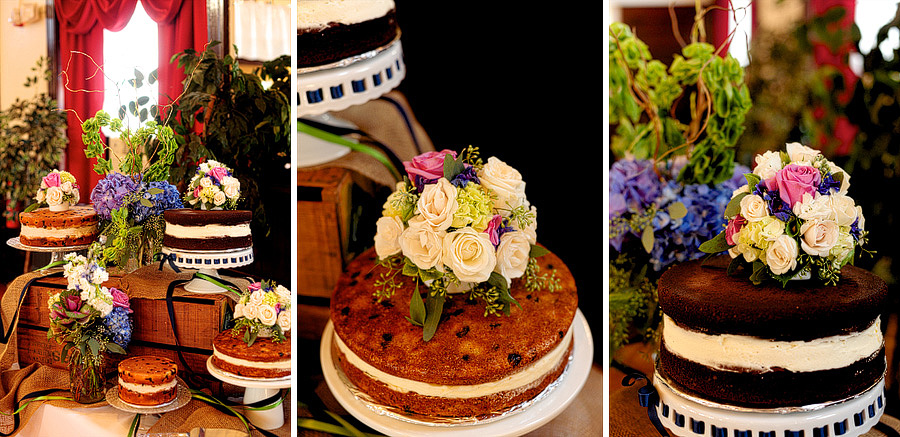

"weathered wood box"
[298, 166, 354, 298]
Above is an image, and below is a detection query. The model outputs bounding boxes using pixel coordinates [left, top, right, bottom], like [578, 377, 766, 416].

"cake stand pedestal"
[6, 236, 91, 264]
[652, 370, 886, 437]
[206, 357, 289, 430]
[159, 246, 253, 294]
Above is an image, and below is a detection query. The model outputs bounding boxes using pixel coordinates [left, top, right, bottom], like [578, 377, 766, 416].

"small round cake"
[212, 329, 291, 378]
[117, 356, 179, 407]
[18, 205, 99, 247]
[162, 209, 252, 251]
[330, 248, 578, 418]
[657, 257, 888, 408]
[298, 0, 399, 68]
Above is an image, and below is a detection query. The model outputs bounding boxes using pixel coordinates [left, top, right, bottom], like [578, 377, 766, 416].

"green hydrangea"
[382, 181, 417, 221]
[452, 183, 493, 231]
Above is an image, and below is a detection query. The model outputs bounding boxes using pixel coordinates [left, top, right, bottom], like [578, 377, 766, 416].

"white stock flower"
[415, 178, 459, 231]
[398, 217, 444, 271]
[765, 234, 799, 275]
[799, 219, 840, 257]
[740, 194, 769, 222]
[277, 311, 291, 332]
[374, 215, 405, 258]
[258, 304, 278, 326]
[478, 156, 527, 215]
[786, 142, 821, 164]
[442, 227, 496, 283]
[753, 151, 784, 180]
[792, 193, 832, 222]
[495, 231, 531, 281]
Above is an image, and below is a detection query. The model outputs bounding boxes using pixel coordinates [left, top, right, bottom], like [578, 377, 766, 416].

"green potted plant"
[0, 57, 68, 227]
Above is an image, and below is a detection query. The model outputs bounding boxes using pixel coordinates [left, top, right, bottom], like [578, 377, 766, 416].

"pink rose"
[725, 215, 747, 246]
[110, 288, 132, 313]
[484, 214, 503, 247]
[193, 186, 201, 198]
[248, 282, 262, 292]
[403, 150, 457, 187]
[208, 166, 230, 183]
[42, 172, 61, 188]
[765, 164, 822, 208]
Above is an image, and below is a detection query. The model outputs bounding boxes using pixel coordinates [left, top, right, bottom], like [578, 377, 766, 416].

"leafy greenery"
[82, 109, 177, 182]
[0, 57, 68, 220]
[609, 254, 660, 358]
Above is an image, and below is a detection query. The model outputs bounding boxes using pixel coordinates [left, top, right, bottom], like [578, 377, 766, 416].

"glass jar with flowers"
[47, 244, 133, 403]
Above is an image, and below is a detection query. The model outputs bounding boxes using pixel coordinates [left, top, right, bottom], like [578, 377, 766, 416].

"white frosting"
[20, 224, 96, 239]
[334, 325, 573, 399]
[662, 314, 883, 373]
[213, 346, 291, 370]
[298, 0, 394, 30]
[164, 223, 250, 239]
[118, 377, 176, 394]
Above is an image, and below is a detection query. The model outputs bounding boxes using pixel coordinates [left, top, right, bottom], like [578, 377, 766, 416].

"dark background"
[393, 1, 603, 363]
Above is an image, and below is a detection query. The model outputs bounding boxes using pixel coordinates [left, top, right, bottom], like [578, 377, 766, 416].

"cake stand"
[299, 37, 405, 168]
[6, 236, 92, 264]
[105, 378, 192, 414]
[652, 368, 886, 437]
[158, 246, 253, 294]
[206, 356, 290, 430]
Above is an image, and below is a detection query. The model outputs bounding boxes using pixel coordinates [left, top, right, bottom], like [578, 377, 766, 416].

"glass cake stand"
[206, 356, 290, 430]
[6, 236, 92, 264]
[158, 246, 254, 294]
[652, 367, 886, 437]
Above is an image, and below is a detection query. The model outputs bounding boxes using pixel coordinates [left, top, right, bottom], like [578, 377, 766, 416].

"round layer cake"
[18, 205, 99, 247]
[298, 0, 399, 68]
[657, 257, 888, 408]
[211, 329, 291, 378]
[162, 209, 252, 251]
[330, 247, 578, 418]
[117, 356, 179, 406]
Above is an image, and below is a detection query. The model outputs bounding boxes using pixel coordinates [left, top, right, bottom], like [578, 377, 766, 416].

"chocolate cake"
[298, 0, 399, 68]
[657, 257, 887, 408]
[117, 356, 178, 406]
[18, 205, 99, 247]
[211, 329, 291, 379]
[162, 209, 252, 251]
[329, 247, 578, 418]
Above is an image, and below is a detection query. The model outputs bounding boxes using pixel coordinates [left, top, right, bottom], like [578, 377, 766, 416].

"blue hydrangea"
[90, 173, 140, 221]
[103, 306, 132, 349]
[131, 181, 184, 223]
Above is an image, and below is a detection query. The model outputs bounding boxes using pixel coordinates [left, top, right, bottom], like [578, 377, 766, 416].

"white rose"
[60, 181, 73, 195]
[828, 162, 850, 194]
[740, 194, 769, 222]
[71, 188, 80, 203]
[415, 178, 459, 231]
[731, 184, 750, 199]
[495, 231, 531, 281]
[277, 311, 291, 332]
[478, 156, 526, 215]
[233, 302, 244, 319]
[374, 215, 405, 258]
[213, 190, 227, 206]
[442, 227, 496, 283]
[786, 142, 820, 164]
[799, 219, 839, 257]
[200, 176, 213, 188]
[792, 192, 832, 222]
[242, 302, 259, 321]
[398, 217, 444, 270]
[258, 304, 278, 326]
[765, 234, 799, 275]
[36, 189, 46, 203]
[222, 176, 240, 199]
[856, 206, 865, 231]
[829, 193, 858, 227]
[249, 288, 266, 306]
[199, 163, 210, 173]
[46, 186, 64, 206]
[275, 285, 291, 304]
[753, 151, 784, 180]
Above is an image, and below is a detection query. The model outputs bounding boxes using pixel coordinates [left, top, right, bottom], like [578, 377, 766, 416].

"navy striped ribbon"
[622, 373, 669, 437]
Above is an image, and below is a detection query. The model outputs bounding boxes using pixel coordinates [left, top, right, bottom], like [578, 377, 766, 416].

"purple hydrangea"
[609, 159, 662, 218]
[90, 173, 140, 220]
[103, 306, 132, 349]
[131, 181, 184, 223]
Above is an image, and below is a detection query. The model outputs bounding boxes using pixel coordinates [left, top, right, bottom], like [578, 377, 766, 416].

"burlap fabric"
[0, 265, 288, 436]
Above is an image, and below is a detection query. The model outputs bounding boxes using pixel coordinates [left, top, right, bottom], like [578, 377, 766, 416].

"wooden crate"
[17, 274, 229, 376]
[298, 166, 354, 298]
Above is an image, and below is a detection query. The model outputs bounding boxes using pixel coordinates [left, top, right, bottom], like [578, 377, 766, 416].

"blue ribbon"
[622, 373, 669, 436]
[154, 252, 181, 273]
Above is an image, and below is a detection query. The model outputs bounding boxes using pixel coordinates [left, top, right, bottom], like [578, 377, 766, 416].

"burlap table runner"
[0, 265, 287, 436]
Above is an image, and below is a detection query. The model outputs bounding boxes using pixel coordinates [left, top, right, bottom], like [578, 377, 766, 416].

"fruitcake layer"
[298, 0, 398, 68]
[117, 356, 178, 406]
[212, 329, 291, 379]
[162, 209, 252, 251]
[18, 206, 99, 247]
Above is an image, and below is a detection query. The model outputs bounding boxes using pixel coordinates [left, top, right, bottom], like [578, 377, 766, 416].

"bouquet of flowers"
[28, 169, 80, 212]
[183, 159, 241, 210]
[701, 142, 868, 286]
[231, 280, 291, 346]
[373, 147, 558, 341]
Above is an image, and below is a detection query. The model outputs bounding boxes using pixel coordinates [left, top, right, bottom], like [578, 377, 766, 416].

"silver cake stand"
[206, 356, 289, 430]
[6, 236, 91, 264]
[159, 246, 253, 294]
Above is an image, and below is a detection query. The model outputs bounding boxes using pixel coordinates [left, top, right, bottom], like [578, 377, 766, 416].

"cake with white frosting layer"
[211, 329, 291, 378]
[162, 209, 252, 251]
[18, 205, 99, 247]
[117, 356, 178, 406]
[298, 0, 399, 67]
[657, 257, 887, 408]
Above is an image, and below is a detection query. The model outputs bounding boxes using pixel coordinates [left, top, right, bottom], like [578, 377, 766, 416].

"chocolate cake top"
[658, 256, 888, 340]
[330, 247, 578, 386]
[163, 208, 251, 227]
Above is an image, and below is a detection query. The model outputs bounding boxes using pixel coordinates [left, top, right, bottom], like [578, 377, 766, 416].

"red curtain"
[55, 0, 207, 200]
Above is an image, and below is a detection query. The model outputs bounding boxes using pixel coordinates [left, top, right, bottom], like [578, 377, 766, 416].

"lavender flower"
[90, 173, 140, 220]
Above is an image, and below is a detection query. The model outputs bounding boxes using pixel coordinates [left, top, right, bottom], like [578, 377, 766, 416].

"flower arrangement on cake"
[82, 110, 182, 269]
[230, 280, 291, 345]
[372, 146, 559, 341]
[28, 169, 81, 212]
[47, 244, 133, 402]
[182, 159, 241, 210]
[700, 142, 869, 286]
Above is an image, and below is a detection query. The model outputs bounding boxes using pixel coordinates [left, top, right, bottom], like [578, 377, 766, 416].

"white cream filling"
[299, 0, 394, 29]
[334, 325, 573, 399]
[118, 377, 177, 394]
[164, 223, 250, 239]
[663, 314, 883, 373]
[20, 224, 96, 239]
[213, 346, 291, 370]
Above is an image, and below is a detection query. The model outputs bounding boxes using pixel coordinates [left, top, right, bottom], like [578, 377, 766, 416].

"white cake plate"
[105, 378, 192, 414]
[6, 236, 91, 263]
[206, 356, 290, 430]
[653, 370, 886, 437]
[159, 246, 253, 294]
